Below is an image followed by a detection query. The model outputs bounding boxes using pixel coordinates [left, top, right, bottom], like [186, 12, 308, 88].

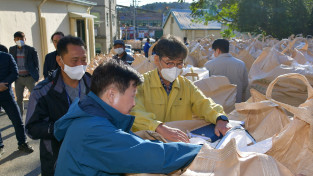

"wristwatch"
[216, 115, 229, 123]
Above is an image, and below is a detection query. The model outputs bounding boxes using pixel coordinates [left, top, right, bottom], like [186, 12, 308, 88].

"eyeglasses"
[160, 58, 184, 68]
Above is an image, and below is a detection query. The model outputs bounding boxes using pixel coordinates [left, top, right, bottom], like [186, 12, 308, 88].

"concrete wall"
[0, 0, 40, 58]
[92, 0, 117, 54]
[0, 0, 95, 78]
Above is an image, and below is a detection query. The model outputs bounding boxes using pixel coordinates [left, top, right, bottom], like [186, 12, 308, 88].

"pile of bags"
[86, 53, 113, 74]
[133, 73, 313, 176]
[126, 40, 142, 49]
[127, 34, 313, 175]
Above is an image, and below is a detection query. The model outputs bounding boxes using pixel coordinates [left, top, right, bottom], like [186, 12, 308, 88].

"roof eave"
[56, 0, 97, 6]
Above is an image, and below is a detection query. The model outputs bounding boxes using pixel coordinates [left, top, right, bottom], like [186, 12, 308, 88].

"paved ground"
[0, 111, 41, 176]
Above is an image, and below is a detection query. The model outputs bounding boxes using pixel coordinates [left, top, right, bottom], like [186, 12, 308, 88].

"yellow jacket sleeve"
[131, 84, 162, 132]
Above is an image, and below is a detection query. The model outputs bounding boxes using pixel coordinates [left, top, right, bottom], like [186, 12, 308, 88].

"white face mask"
[114, 48, 124, 55]
[161, 67, 182, 82]
[61, 58, 87, 80]
[16, 40, 25, 47]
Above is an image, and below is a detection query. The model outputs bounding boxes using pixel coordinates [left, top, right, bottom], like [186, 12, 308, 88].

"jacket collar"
[51, 68, 91, 94]
[216, 53, 232, 58]
[150, 69, 181, 89]
[86, 91, 135, 132]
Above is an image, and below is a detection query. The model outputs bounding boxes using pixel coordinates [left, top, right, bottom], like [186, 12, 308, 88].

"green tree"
[187, 0, 313, 39]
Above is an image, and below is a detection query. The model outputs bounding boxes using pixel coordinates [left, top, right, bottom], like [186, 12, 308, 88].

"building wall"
[163, 14, 184, 40]
[163, 12, 222, 42]
[92, 0, 117, 54]
[0, 0, 95, 78]
[0, 0, 40, 57]
[41, 1, 72, 53]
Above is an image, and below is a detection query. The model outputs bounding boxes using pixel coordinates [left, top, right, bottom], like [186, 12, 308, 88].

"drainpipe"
[87, 6, 95, 60]
[38, 0, 48, 77]
[109, 0, 113, 48]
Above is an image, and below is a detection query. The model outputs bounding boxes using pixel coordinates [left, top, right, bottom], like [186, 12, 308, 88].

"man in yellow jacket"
[130, 35, 231, 142]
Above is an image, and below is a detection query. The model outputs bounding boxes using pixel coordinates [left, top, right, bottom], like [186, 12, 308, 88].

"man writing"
[131, 35, 230, 142]
[26, 36, 91, 176]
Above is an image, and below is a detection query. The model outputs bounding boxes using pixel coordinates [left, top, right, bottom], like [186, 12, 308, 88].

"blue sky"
[117, 0, 194, 7]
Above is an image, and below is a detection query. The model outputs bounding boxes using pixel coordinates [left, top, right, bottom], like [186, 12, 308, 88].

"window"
[76, 19, 86, 43]
[107, 13, 109, 26]
[112, 14, 115, 26]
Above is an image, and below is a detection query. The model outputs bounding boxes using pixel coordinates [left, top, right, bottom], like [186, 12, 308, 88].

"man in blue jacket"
[9, 31, 39, 115]
[0, 51, 34, 156]
[144, 38, 150, 57]
[54, 60, 202, 176]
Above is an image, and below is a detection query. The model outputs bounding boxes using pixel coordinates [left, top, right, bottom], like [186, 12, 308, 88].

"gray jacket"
[204, 53, 248, 103]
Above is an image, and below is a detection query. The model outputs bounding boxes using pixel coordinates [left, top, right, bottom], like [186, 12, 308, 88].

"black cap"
[114, 40, 124, 46]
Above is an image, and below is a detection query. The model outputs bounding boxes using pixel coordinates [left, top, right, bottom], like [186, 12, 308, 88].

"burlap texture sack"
[265, 73, 313, 176]
[194, 76, 236, 114]
[131, 54, 156, 74]
[132, 115, 297, 176]
[236, 49, 255, 72]
[126, 40, 142, 49]
[228, 89, 267, 121]
[128, 139, 293, 176]
[248, 40, 313, 107]
[181, 139, 293, 176]
[234, 91, 290, 142]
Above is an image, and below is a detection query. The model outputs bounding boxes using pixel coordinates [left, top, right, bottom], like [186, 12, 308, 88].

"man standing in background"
[9, 31, 39, 116]
[144, 38, 150, 57]
[0, 51, 34, 156]
[204, 39, 248, 103]
[26, 36, 91, 176]
[43, 31, 64, 78]
[112, 40, 134, 65]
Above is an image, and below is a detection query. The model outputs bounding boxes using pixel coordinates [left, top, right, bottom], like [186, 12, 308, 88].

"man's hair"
[51, 31, 65, 41]
[57, 35, 86, 56]
[0, 44, 8, 53]
[90, 60, 143, 96]
[14, 31, 25, 38]
[154, 34, 188, 61]
[212, 39, 229, 53]
[147, 38, 150, 42]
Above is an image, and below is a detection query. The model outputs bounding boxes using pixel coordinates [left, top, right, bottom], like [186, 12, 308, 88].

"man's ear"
[106, 86, 118, 104]
[154, 55, 160, 65]
[56, 55, 63, 67]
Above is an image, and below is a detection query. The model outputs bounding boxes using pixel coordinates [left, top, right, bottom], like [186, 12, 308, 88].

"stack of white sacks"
[88, 35, 313, 175]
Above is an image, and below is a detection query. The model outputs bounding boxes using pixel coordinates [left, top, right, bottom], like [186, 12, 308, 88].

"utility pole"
[109, 0, 113, 48]
[133, 0, 136, 39]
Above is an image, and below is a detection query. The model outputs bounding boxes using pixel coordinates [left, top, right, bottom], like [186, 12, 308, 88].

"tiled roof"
[163, 9, 221, 30]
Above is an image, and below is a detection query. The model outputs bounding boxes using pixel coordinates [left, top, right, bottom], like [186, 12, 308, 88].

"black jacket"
[43, 51, 59, 79]
[113, 52, 134, 65]
[9, 45, 40, 81]
[25, 68, 91, 176]
[0, 52, 18, 100]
